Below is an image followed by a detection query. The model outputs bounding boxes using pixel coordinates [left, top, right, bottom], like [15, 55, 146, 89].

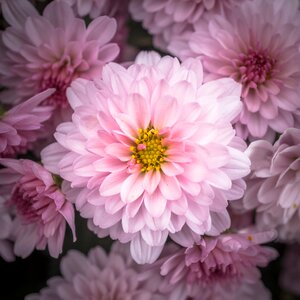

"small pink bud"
[137, 144, 146, 150]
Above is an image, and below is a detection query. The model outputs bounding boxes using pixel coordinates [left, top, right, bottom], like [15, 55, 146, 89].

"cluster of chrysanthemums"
[0, 0, 299, 299]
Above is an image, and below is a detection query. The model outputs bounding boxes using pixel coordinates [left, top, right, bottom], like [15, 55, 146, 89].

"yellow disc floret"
[130, 126, 167, 172]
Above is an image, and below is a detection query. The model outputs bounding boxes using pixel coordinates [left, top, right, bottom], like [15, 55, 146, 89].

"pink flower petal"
[143, 170, 161, 194]
[130, 234, 163, 264]
[159, 175, 182, 200]
[99, 171, 128, 197]
[144, 190, 167, 218]
[86, 16, 117, 46]
[120, 173, 145, 203]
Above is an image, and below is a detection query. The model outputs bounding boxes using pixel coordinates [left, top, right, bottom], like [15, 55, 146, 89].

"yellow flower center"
[130, 127, 167, 172]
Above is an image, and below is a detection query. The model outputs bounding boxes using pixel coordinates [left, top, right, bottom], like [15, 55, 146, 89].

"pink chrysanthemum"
[169, 0, 300, 140]
[280, 244, 300, 296]
[26, 242, 166, 300]
[129, 0, 243, 50]
[0, 89, 54, 158]
[159, 230, 277, 300]
[242, 128, 300, 242]
[0, 159, 76, 258]
[42, 51, 250, 263]
[0, 0, 119, 110]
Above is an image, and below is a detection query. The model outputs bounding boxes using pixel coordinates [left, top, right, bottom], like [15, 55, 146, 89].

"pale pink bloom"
[129, 0, 243, 50]
[0, 89, 54, 157]
[0, 0, 119, 109]
[0, 158, 76, 258]
[26, 242, 165, 300]
[280, 244, 300, 296]
[159, 230, 277, 300]
[243, 128, 300, 242]
[170, 0, 300, 140]
[42, 51, 250, 263]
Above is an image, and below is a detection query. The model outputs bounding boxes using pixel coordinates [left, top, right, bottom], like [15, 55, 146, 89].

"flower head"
[25, 242, 165, 300]
[42, 51, 250, 263]
[0, 0, 119, 110]
[159, 230, 277, 300]
[129, 0, 243, 50]
[0, 89, 54, 158]
[169, 0, 300, 140]
[0, 158, 76, 258]
[242, 128, 300, 242]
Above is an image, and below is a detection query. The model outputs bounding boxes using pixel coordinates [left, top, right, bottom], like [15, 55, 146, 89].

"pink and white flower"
[0, 89, 54, 158]
[0, 158, 76, 258]
[129, 0, 243, 51]
[169, 0, 300, 140]
[0, 0, 119, 110]
[26, 242, 165, 300]
[242, 128, 300, 242]
[159, 230, 277, 300]
[42, 51, 250, 263]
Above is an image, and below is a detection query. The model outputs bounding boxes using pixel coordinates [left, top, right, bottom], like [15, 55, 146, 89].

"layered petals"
[158, 230, 277, 300]
[42, 51, 250, 263]
[242, 128, 300, 242]
[169, 0, 300, 140]
[26, 242, 166, 300]
[0, 89, 54, 157]
[0, 0, 119, 127]
[129, 0, 243, 50]
[0, 158, 76, 258]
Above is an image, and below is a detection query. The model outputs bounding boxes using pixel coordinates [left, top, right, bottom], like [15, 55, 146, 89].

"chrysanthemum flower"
[129, 0, 243, 50]
[42, 51, 250, 263]
[169, 0, 300, 140]
[0, 0, 119, 110]
[0, 89, 54, 158]
[26, 242, 166, 300]
[242, 128, 300, 242]
[0, 158, 76, 258]
[159, 230, 277, 300]
[280, 244, 300, 296]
